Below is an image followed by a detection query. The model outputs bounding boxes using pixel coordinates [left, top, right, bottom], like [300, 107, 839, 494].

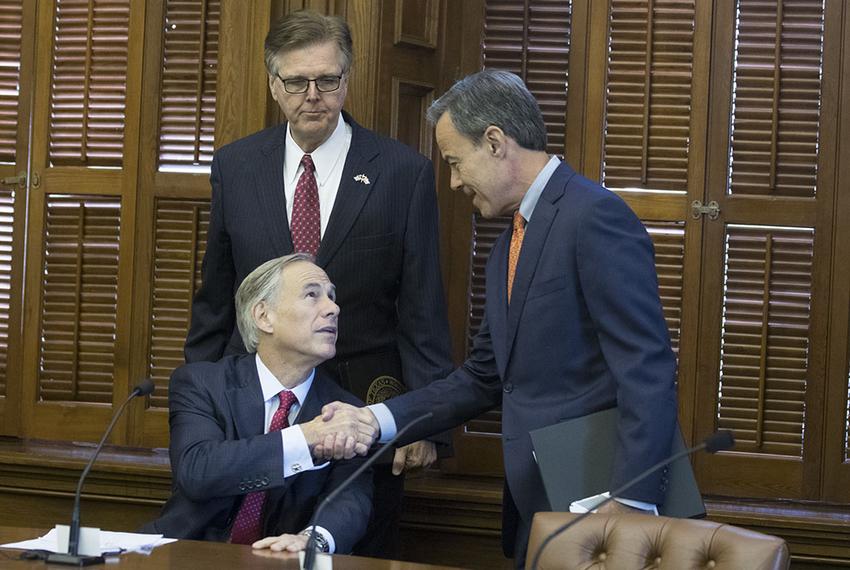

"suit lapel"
[225, 356, 266, 440]
[255, 125, 293, 255]
[316, 113, 380, 267]
[293, 370, 327, 426]
[504, 164, 570, 358]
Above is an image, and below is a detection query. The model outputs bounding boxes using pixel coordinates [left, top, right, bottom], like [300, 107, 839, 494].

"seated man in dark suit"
[143, 253, 376, 554]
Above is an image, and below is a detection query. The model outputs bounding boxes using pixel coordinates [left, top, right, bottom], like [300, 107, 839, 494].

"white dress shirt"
[255, 355, 335, 552]
[283, 114, 353, 236]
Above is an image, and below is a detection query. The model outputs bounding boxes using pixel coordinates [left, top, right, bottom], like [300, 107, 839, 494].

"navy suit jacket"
[383, 162, 678, 548]
[184, 112, 453, 401]
[142, 355, 372, 553]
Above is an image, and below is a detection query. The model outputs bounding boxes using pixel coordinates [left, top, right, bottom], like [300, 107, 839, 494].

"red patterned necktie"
[507, 211, 525, 303]
[229, 390, 298, 545]
[291, 154, 321, 256]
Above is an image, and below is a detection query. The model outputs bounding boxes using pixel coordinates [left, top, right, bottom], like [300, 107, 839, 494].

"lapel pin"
[353, 174, 371, 185]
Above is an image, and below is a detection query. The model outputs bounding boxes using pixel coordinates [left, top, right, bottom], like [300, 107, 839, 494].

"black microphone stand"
[47, 379, 155, 566]
[303, 411, 433, 570]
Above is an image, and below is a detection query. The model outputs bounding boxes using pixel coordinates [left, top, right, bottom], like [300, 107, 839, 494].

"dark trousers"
[502, 484, 531, 569]
[351, 463, 404, 558]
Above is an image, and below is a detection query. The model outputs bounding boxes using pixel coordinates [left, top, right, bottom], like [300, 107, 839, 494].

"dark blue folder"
[530, 407, 706, 518]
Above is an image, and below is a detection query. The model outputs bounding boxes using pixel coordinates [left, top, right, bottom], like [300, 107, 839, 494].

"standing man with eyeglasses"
[183, 9, 454, 559]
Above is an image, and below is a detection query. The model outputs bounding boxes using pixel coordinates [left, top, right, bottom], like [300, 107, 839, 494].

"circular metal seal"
[366, 375, 405, 404]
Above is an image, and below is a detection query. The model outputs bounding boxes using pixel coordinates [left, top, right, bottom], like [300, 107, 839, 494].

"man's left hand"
[392, 440, 437, 475]
[252, 533, 308, 552]
[596, 500, 651, 515]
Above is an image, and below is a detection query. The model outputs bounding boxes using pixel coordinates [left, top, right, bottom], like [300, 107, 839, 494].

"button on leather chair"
[526, 512, 790, 570]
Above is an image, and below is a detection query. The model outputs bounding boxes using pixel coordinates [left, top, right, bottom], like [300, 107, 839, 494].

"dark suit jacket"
[382, 161, 678, 550]
[142, 355, 372, 553]
[184, 112, 453, 403]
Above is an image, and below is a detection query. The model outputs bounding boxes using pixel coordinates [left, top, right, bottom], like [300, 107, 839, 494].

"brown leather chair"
[526, 512, 790, 570]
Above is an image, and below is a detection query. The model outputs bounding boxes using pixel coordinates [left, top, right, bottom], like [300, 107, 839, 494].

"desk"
[0, 528, 462, 569]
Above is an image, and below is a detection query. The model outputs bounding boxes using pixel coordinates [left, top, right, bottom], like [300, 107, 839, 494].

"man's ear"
[483, 125, 507, 157]
[268, 74, 278, 102]
[253, 301, 274, 334]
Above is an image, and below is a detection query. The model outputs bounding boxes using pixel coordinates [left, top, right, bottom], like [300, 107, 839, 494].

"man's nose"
[324, 297, 340, 317]
[450, 171, 462, 191]
[305, 81, 321, 99]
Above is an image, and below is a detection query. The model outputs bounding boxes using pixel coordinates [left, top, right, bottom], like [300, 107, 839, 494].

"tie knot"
[513, 211, 525, 231]
[278, 390, 298, 416]
[300, 154, 315, 174]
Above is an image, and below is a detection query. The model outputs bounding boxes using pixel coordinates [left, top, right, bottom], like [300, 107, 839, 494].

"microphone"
[529, 430, 734, 570]
[303, 411, 434, 570]
[46, 378, 155, 566]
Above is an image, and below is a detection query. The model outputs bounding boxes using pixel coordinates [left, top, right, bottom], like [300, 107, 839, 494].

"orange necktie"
[507, 211, 525, 303]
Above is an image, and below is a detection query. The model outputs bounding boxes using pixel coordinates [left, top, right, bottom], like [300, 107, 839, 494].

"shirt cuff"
[368, 403, 397, 443]
[281, 426, 316, 477]
[315, 525, 335, 554]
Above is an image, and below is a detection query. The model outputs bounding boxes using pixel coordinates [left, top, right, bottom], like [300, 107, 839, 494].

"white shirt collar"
[284, 114, 350, 187]
[255, 353, 314, 406]
[518, 155, 561, 223]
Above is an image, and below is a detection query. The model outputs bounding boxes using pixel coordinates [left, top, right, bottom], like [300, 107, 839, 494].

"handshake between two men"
[301, 402, 438, 476]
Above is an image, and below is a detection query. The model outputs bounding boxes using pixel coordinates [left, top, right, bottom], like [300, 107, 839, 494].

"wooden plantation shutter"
[693, 0, 828, 499]
[728, 0, 822, 197]
[0, 2, 23, 163]
[718, 226, 812, 456]
[158, 0, 219, 171]
[0, 2, 23, 397]
[49, 0, 129, 167]
[845, 356, 849, 462]
[603, 0, 695, 191]
[0, 189, 12, 395]
[148, 198, 208, 409]
[138, 0, 221, 443]
[39, 195, 121, 404]
[645, 221, 685, 354]
[18, 0, 137, 441]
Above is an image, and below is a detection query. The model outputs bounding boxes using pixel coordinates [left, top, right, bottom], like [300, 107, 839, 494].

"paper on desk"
[0, 527, 177, 555]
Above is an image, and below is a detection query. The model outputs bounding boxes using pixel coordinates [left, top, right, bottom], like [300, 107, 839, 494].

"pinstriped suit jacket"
[184, 112, 453, 400]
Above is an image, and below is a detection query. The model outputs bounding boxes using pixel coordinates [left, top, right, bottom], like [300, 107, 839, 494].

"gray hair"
[264, 10, 353, 75]
[235, 253, 315, 353]
[426, 69, 547, 151]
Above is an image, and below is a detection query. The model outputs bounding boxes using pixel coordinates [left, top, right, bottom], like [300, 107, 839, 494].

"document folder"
[530, 407, 705, 518]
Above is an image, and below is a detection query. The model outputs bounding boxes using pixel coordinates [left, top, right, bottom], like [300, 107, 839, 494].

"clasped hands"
[300, 402, 436, 474]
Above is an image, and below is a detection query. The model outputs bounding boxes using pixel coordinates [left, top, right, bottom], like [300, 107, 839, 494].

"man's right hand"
[309, 401, 381, 461]
[301, 403, 379, 460]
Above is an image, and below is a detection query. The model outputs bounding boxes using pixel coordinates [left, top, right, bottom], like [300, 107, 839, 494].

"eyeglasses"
[275, 73, 345, 94]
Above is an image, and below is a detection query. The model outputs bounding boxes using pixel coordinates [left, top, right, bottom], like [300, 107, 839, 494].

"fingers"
[321, 401, 342, 421]
[252, 533, 308, 552]
[392, 446, 407, 476]
[305, 402, 381, 461]
[392, 441, 438, 475]
[595, 500, 646, 515]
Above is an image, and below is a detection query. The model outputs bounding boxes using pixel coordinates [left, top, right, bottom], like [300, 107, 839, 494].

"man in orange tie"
[323, 69, 679, 568]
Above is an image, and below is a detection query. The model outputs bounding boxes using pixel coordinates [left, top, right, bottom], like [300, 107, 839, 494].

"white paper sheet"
[0, 527, 177, 555]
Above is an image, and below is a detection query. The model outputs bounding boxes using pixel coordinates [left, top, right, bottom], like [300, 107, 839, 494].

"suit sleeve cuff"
[368, 403, 397, 443]
[281, 426, 315, 477]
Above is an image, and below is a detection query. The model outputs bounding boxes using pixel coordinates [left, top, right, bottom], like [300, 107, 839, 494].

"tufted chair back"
[526, 512, 790, 570]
